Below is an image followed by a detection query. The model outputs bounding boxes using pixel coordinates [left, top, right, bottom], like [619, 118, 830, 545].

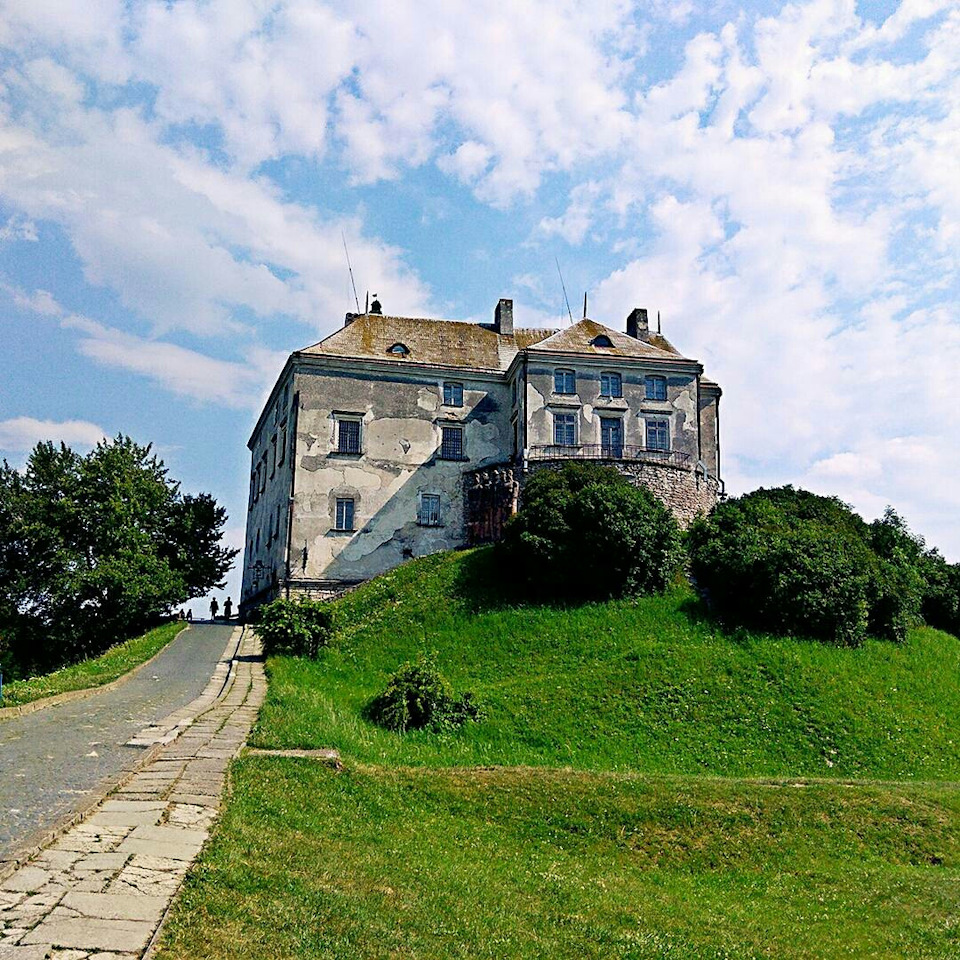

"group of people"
[178, 596, 234, 622]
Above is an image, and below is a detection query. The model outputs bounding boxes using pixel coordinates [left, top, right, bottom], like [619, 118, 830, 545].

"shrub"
[688, 488, 928, 646]
[367, 656, 484, 733]
[254, 596, 334, 658]
[498, 463, 683, 601]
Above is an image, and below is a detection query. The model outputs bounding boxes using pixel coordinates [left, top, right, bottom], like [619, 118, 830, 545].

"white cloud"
[0, 416, 107, 452]
[537, 182, 603, 246]
[61, 315, 283, 411]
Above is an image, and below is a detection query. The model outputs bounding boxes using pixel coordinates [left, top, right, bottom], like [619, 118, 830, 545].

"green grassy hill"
[157, 549, 960, 960]
[254, 547, 960, 780]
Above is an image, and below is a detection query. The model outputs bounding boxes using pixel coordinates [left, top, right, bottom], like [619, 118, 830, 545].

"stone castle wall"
[466, 457, 720, 542]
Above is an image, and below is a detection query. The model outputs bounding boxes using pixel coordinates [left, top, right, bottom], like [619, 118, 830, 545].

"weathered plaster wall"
[698, 386, 721, 477]
[524, 361, 702, 461]
[241, 374, 295, 609]
[289, 362, 511, 585]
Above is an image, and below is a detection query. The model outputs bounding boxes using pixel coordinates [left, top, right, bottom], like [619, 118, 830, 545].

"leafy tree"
[0, 436, 236, 678]
[498, 462, 683, 601]
[688, 487, 944, 646]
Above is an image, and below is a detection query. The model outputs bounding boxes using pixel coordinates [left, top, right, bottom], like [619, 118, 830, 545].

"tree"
[687, 487, 940, 646]
[498, 462, 683, 601]
[0, 436, 237, 678]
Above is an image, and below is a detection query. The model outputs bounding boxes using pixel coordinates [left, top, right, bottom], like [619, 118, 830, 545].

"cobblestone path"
[0, 627, 266, 959]
[0, 624, 235, 858]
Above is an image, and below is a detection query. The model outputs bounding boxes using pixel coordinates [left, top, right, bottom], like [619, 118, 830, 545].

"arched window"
[388, 343, 410, 356]
[591, 334, 614, 348]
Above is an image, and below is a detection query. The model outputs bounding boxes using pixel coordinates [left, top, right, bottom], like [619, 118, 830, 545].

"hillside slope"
[254, 547, 960, 780]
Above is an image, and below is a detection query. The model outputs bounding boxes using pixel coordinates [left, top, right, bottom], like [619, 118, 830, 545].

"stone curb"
[0, 624, 192, 721]
[0, 627, 245, 886]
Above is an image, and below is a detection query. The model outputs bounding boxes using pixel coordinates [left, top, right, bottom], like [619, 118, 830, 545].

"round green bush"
[688, 488, 928, 645]
[367, 656, 484, 733]
[498, 462, 683, 602]
[254, 596, 334, 658]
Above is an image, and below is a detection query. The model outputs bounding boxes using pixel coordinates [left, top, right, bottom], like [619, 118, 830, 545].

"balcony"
[527, 444, 690, 468]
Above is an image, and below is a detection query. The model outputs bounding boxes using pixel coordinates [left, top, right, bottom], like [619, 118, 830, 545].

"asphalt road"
[0, 622, 235, 858]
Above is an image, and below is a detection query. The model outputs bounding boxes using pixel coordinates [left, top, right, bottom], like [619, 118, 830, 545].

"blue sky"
[1, 0, 958, 607]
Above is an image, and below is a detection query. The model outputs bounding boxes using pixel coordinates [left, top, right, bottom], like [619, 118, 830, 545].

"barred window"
[646, 419, 670, 451]
[337, 418, 361, 454]
[440, 425, 464, 460]
[419, 493, 441, 526]
[554, 369, 576, 394]
[600, 372, 622, 398]
[644, 375, 667, 401]
[335, 497, 355, 531]
[443, 382, 464, 406]
[553, 412, 576, 447]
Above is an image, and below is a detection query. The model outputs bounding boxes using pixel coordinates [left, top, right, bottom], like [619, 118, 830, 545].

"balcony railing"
[527, 444, 690, 468]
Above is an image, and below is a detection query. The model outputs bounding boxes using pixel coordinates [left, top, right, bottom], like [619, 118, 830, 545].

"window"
[600, 417, 623, 455]
[335, 497, 355, 531]
[591, 335, 614, 348]
[443, 381, 463, 406]
[259, 456, 267, 493]
[250, 471, 258, 506]
[419, 493, 442, 526]
[646, 418, 670, 451]
[599, 372, 622, 398]
[278, 424, 287, 466]
[554, 368, 576, 394]
[388, 342, 410, 356]
[553, 412, 576, 447]
[336, 418, 361, 454]
[644, 375, 667, 401]
[440, 425, 464, 460]
[270, 434, 277, 477]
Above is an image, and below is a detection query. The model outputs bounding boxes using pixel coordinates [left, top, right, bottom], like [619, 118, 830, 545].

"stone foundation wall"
[525, 458, 720, 527]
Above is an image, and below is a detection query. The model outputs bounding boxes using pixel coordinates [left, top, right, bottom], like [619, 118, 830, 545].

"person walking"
[210, 598, 219, 620]
[223, 597, 233, 620]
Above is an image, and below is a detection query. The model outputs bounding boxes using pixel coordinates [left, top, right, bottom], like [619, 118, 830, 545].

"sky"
[0, 0, 958, 609]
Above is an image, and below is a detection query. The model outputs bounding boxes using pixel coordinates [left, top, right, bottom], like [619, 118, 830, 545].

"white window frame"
[644, 375, 667, 401]
[599, 371, 622, 398]
[645, 418, 670, 452]
[442, 381, 464, 407]
[418, 493, 442, 526]
[553, 411, 577, 447]
[334, 497, 355, 531]
[554, 368, 576, 395]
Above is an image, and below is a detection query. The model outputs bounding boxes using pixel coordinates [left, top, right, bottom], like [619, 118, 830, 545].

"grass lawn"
[153, 549, 960, 958]
[157, 760, 960, 960]
[0, 620, 185, 708]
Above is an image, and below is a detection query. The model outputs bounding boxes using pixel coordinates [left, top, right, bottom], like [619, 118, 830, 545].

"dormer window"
[388, 343, 410, 356]
[591, 335, 614, 348]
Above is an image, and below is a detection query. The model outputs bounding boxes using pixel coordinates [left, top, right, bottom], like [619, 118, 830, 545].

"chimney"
[494, 298, 514, 336]
[626, 307, 649, 341]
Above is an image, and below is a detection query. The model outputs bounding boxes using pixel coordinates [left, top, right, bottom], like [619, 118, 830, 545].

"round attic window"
[387, 343, 410, 356]
[591, 335, 614, 348]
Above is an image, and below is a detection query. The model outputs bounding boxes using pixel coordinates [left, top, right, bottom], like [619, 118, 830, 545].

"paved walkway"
[0, 628, 266, 959]
[0, 624, 236, 859]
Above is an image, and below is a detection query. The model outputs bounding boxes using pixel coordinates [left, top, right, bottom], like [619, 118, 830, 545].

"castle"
[240, 298, 722, 614]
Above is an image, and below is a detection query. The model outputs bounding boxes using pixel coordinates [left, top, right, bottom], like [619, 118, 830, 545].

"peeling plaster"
[674, 389, 698, 433]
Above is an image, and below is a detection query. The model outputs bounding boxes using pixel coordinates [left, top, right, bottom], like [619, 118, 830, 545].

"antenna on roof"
[341, 232, 361, 314]
[365, 291, 369, 314]
[555, 258, 574, 326]
[657, 310, 662, 334]
[583, 292, 588, 319]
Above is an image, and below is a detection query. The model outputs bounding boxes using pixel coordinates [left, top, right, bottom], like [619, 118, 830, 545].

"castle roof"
[298, 313, 695, 372]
